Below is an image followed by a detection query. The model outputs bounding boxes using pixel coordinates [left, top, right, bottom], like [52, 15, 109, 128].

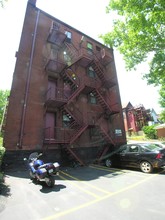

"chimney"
[28, 0, 37, 6]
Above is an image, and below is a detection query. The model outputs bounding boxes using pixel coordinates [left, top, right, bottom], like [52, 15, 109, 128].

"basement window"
[65, 31, 72, 43]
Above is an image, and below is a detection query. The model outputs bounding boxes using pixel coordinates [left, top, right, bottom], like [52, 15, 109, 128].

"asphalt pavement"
[1, 165, 165, 220]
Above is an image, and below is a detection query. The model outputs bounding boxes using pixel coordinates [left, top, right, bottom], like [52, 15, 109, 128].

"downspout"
[19, 9, 40, 148]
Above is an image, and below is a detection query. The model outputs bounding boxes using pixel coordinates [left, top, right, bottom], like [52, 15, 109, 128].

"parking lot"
[1, 165, 165, 220]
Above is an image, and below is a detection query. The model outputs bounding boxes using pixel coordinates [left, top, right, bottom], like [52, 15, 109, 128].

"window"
[65, 31, 72, 43]
[88, 66, 96, 78]
[87, 42, 93, 55]
[119, 145, 127, 153]
[128, 145, 139, 153]
[89, 93, 97, 104]
[52, 22, 59, 30]
[62, 114, 72, 127]
[63, 51, 71, 65]
[96, 46, 101, 51]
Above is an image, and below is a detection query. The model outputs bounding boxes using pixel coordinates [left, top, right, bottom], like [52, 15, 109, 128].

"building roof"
[122, 102, 133, 109]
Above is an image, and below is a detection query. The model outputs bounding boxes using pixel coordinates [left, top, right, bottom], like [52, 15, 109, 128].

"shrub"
[0, 137, 5, 168]
[142, 125, 157, 139]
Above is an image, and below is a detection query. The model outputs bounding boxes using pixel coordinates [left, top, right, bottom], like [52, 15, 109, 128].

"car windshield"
[141, 143, 161, 152]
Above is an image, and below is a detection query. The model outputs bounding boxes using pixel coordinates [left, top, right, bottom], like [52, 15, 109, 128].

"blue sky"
[0, 0, 162, 113]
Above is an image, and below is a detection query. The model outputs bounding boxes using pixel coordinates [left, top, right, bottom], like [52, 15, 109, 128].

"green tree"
[142, 125, 157, 139]
[0, 90, 9, 128]
[101, 0, 165, 107]
[159, 82, 165, 108]
[159, 110, 165, 122]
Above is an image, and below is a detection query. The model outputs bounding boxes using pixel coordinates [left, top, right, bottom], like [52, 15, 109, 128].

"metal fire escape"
[44, 24, 118, 165]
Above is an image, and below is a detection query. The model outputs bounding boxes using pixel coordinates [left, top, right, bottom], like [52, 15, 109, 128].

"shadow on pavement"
[40, 183, 66, 193]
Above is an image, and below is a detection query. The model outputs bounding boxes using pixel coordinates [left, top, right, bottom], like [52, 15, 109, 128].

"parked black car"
[105, 143, 165, 173]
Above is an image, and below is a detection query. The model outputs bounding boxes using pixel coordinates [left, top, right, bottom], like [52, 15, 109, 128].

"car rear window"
[142, 144, 161, 152]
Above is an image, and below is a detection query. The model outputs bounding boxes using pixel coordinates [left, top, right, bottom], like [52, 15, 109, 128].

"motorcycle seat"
[38, 164, 47, 169]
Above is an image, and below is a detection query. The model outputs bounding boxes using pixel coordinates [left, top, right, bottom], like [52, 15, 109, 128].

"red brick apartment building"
[3, 0, 126, 165]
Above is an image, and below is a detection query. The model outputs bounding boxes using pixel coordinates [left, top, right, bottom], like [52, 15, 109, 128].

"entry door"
[45, 112, 56, 139]
[47, 80, 57, 100]
[64, 83, 71, 99]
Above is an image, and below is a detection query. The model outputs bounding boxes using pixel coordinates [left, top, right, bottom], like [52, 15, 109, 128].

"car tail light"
[156, 153, 163, 159]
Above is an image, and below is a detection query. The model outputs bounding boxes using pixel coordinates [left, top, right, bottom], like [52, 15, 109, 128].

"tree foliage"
[159, 110, 165, 122]
[159, 82, 165, 107]
[142, 125, 157, 139]
[101, 0, 165, 107]
[0, 90, 9, 126]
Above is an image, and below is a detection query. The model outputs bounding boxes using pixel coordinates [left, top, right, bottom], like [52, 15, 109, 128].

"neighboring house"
[122, 102, 152, 135]
[148, 108, 159, 125]
[155, 124, 165, 138]
[122, 102, 137, 135]
[3, 0, 126, 165]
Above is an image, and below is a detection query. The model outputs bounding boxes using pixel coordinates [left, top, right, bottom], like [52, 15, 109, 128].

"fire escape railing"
[99, 126, 115, 146]
[64, 42, 79, 62]
[61, 106, 88, 144]
[64, 46, 115, 90]
[95, 48, 113, 66]
[44, 126, 70, 144]
[45, 59, 67, 74]
[47, 27, 67, 47]
[93, 89, 113, 114]
[45, 87, 68, 103]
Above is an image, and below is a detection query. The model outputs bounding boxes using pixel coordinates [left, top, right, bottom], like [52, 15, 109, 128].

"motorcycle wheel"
[45, 176, 55, 187]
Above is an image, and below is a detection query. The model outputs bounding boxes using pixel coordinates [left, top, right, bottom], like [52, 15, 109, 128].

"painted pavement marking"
[42, 168, 165, 220]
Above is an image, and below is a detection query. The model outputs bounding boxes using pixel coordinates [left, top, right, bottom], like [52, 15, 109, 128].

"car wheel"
[105, 159, 112, 167]
[140, 161, 153, 173]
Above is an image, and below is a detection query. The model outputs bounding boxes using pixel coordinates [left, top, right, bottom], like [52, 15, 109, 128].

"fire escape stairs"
[64, 42, 79, 63]
[94, 89, 113, 114]
[61, 68, 85, 104]
[65, 146, 85, 166]
[98, 126, 115, 146]
[61, 69, 78, 89]
[70, 123, 88, 145]
[96, 145, 110, 164]
[90, 60, 106, 82]
[68, 84, 85, 104]
[61, 105, 82, 124]
[61, 106, 88, 145]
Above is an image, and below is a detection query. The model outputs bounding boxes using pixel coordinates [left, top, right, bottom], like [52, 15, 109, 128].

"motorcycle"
[24, 152, 60, 187]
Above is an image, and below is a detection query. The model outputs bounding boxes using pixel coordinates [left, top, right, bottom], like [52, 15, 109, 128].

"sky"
[0, 0, 163, 113]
